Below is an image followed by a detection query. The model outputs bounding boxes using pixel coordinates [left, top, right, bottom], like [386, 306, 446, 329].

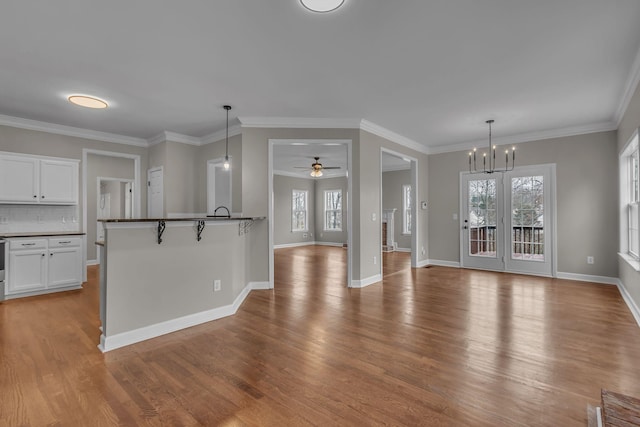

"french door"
[461, 165, 555, 276]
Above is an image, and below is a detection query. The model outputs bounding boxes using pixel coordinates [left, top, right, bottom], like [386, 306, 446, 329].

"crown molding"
[201, 123, 242, 145]
[0, 113, 149, 147]
[163, 131, 202, 146]
[382, 164, 411, 173]
[360, 119, 428, 155]
[614, 43, 640, 126]
[427, 120, 618, 155]
[238, 116, 361, 129]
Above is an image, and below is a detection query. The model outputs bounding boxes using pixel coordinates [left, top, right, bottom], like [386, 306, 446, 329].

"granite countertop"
[0, 231, 86, 238]
[99, 216, 265, 223]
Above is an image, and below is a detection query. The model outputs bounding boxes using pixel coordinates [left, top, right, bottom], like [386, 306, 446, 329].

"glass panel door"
[461, 175, 504, 271]
[505, 166, 553, 276]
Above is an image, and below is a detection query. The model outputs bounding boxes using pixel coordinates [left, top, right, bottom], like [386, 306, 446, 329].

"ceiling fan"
[294, 156, 341, 177]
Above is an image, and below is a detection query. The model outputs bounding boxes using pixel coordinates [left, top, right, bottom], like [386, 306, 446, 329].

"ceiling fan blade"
[322, 166, 341, 169]
[293, 166, 311, 169]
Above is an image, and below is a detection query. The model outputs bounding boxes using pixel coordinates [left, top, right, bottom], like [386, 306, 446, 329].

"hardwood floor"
[1, 246, 640, 426]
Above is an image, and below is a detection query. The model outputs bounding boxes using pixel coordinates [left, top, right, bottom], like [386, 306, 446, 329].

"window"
[402, 184, 412, 234]
[292, 189, 308, 231]
[622, 132, 640, 262]
[324, 189, 342, 231]
[629, 147, 639, 258]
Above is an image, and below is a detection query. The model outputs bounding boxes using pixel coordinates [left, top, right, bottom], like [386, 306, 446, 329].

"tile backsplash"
[0, 205, 80, 233]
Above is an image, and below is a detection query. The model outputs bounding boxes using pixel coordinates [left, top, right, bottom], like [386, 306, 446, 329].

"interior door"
[461, 174, 505, 271]
[148, 167, 163, 218]
[461, 165, 555, 276]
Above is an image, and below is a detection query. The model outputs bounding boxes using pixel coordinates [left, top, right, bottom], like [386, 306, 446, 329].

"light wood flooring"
[1, 245, 640, 426]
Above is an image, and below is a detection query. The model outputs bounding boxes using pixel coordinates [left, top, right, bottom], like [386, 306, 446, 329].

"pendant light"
[223, 105, 231, 170]
[468, 120, 515, 174]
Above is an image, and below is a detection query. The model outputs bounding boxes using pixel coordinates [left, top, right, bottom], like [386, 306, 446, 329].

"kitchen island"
[98, 216, 266, 352]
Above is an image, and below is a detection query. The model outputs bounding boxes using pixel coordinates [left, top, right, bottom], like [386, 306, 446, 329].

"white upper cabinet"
[0, 154, 79, 205]
[40, 159, 78, 204]
[0, 155, 39, 202]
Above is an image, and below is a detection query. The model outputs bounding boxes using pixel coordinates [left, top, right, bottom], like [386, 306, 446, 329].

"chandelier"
[468, 120, 515, 174]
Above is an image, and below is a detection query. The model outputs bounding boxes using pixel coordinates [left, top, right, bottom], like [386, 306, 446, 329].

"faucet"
[213, 206, 231, 218]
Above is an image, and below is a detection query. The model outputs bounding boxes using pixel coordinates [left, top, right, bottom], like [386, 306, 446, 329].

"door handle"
[463, 226, 468, 229]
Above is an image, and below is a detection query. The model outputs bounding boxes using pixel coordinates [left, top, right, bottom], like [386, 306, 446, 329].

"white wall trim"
[87, 259, 99, 266]
[556, 272, 619, 285]
[428, 121, 617, 155]
[0, 113, 149, 147]
[350, 274, 382, 288]
[428, 259, 461, 268]
[616, 279, 640, 327]
[250, 281, 271, 290]
[239, 117, 361, 129]
[99, 282, 254, 352]
[395, 247, 411, 253]
[273, 242, 315, 249]
[615, 44, 640, 126]
[314, 241, 344, 247]
[362, 120, 428, 155]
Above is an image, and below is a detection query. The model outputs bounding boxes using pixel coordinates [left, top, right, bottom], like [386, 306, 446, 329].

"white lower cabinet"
[7, 236, 83, 297]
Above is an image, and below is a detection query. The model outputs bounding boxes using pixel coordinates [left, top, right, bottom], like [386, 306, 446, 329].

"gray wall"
[428, 130, 619, 278]
[196, 134, 242, 214]
[273, 175, 315, 246]
[618, 82, 640, 310]
[315, 176, 348, 245]
[382, 169, 412, 250]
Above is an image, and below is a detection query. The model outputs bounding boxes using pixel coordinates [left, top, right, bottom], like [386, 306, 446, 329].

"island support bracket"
[157, 220, 166, 244]
[239, 220, 254, 236]
[196, 220, 205, 241]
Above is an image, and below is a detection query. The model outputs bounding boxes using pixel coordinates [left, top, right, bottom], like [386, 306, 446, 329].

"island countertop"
[99, 216, 264, 223]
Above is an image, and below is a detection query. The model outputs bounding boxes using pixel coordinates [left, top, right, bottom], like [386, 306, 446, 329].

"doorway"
[207, 157, 232, 215]
[460, 164, 556, 276]
[268, 139, 353, 288]
[96, 178, 134, 241]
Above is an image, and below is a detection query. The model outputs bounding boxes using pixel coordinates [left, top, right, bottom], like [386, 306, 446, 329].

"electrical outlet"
[587, 256, 594, 265]
[373, 256, 377, 265]
[421, 247, 425, 255]
[214, 279, 221, 292]
[453, 213, 458, 220]
[303, 233, 308, 238]
[371, 213, 376, 221]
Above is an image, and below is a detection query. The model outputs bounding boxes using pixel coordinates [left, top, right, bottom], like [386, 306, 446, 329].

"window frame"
[620, 131, 640, 267]
[323, 189, 343, 231]
[291, 189, 308, 232]
[402, 184, 412, 235]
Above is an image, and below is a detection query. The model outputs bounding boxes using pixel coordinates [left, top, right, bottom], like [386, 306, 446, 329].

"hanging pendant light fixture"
[468, 120, 515, 174]
[223, 105, 231, 171]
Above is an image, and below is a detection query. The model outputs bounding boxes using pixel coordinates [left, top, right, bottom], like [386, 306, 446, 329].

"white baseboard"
[99, 282, 253, 352]
[87, 259, 99, 266]
[395, 247, 411, 253]
[274, 242, 315, 249]
[350, 274, 382, 288]
[417, 259, 429, 268]
[556, 272, 618, 285]
[250, 281, 271, 290]
[427, 259, 461, 268]
[5, 284, 83, 300]
[616, 279, 640, 327]
[314, 241, 344, 247]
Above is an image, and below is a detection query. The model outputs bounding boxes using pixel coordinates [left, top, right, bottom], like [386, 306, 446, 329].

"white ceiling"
[1, 1, 640, 152]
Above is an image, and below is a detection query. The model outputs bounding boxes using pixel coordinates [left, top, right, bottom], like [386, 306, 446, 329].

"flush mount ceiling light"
[68, 95, 108, 109]
[300, 0, 345, 13]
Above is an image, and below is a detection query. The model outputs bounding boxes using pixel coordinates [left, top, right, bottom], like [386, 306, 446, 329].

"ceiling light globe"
[300, 0, 345, 13]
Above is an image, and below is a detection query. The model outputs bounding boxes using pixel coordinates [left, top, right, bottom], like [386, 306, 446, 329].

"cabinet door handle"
[41, 195, 45, 199]
[58, 241, 71, 244]
[42, 253, 45, 257]
[50, 253, 53, 256]
[33, 195, 37, 198]
[21, 243, 36, 246]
